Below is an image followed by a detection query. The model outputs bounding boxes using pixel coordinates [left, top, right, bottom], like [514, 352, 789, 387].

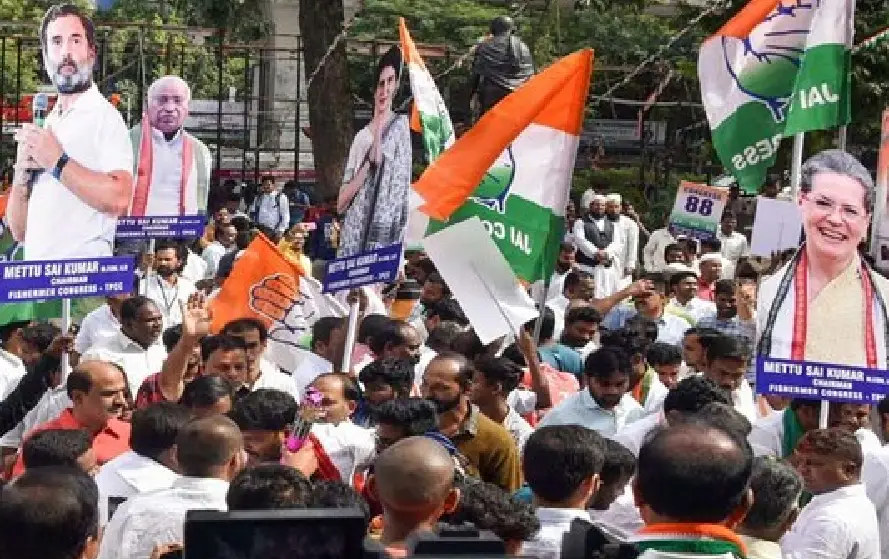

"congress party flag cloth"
[416, 49, 593, 283]
[399, 18, 454, 165]
[210, 234, 345, 373]
[699, 0, 853, 193]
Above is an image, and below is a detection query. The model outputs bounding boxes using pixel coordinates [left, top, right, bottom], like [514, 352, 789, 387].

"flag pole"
[61, 298, 71, 380]
[838, 0, 855, 153]
[532, 281, 548, 345]
[340, 294, 361, 373]
[789, 133, 805, 198]
[788, 132, 829, 427]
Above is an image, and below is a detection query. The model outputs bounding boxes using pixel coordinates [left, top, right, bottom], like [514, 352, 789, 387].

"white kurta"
[642, 227, 676, 273]
[618, 215, 640, 274]
[780, 484, 880, 559]
[573, 218, 621, 298]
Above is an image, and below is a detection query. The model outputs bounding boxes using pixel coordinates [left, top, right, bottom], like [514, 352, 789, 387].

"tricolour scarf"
[634, 523, 746, 558]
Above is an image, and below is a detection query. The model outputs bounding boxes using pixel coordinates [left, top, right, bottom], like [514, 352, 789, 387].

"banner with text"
[757, 356, 889, 405]
[323, 244, 402, 294]
[116, 215, 206, 240]
[0, 256, 136, 303]
[668, 181, 727, 241]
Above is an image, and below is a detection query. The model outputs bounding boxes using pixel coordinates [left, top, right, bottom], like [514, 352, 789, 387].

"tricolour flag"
[413, 50, 593, 283]
[699, 0, 853, 193]
[209, 234, 345, 373]
[399, 18, 454, 165]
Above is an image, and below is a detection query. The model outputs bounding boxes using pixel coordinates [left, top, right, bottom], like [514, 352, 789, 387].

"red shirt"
[136, 373, 170, 408]
[13, 408, 131, 477]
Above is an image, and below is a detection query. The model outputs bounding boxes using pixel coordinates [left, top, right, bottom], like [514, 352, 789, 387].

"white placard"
[750, 197, 802, 257]
[423, 217, 538, 345]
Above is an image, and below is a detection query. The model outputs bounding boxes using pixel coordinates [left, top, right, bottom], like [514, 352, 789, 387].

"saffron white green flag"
[410, 50, 594, 283]
[399, 18, 454, 162]
[699, 0, 853, 193]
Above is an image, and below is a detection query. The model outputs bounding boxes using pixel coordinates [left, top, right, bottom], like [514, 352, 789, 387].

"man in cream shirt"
[129, 75, 211, 216]
[8, 5, 133, 260]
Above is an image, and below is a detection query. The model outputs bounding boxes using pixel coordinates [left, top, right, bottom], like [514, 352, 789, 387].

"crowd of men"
[2, 148, 889, 559]
[1, 4, 887, 557]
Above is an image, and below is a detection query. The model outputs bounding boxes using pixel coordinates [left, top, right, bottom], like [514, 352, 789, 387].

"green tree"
[300, 0, 355, 200]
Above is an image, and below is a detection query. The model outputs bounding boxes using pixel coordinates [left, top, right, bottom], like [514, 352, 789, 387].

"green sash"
[634, 539, 744, 558]
[781, 407, 805, 459]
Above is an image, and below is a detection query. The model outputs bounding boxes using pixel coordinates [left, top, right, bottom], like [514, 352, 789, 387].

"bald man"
[629, 422, 753, 556]
[13, 360, 130, 477]
[98, 415, 245, 559]
[129, 75, 211, 217]
[368, 436, 460, 557]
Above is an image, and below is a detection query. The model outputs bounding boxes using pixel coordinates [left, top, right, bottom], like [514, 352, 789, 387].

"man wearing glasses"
[757, 149, 889, 369]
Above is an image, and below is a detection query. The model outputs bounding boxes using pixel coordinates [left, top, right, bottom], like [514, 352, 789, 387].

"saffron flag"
[414, 50, 593, 283]
[699, 0, 853, 193]
[210, 234, 345, 373]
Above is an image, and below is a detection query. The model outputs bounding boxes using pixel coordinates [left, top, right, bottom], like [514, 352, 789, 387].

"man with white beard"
[573, 194, 622, 298]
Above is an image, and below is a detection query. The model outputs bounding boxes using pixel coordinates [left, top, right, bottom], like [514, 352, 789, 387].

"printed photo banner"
[0, 256, 136, 303]
[323, 243, 402, 294]
[116, 215, 206, 240]
[668, 181, 727, 241]
[757, 356, 889, 405]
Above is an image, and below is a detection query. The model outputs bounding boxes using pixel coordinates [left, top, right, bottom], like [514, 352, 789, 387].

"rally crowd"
[2, 160, 889, 559]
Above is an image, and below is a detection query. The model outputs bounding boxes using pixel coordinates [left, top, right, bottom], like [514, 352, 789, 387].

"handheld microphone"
[32, 92, 49, 128]
[26, 93, 50, 189]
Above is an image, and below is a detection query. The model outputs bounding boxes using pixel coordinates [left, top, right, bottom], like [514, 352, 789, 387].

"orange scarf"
[131, 116, 194, 216]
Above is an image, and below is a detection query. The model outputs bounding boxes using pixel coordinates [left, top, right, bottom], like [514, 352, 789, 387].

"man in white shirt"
[716, 211, 749, 279]
[308, 373, 376, 483]
[862, 444, 889, 559]
[642, 219, 676, 274]
[0, 321, 30, 400]
[781, 428, 880, 559]
[98, 415, 244, 559]
[698, 333, 756, 423]
[80, 295, 167, 396]
[612, 375, 732, 457]
[8, 6, 133, 260]
[521, 425, 604, 559]
[666, 267, 716, 324]
[250, 176, 290, 237]
[73, 293, 130, 363]
[281, 316, 346, 395]
[180, 249, 207, 284]
[144, 239, 197, 327]
[95, 402, 190, 524]
[221, 317, 301, 400]
[128, 75, 211, 217]
[530, 241, 576, 304]
[201, 221, 237, 278]
[606, 194, 639, 278]
[538, 346, 645, 437]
